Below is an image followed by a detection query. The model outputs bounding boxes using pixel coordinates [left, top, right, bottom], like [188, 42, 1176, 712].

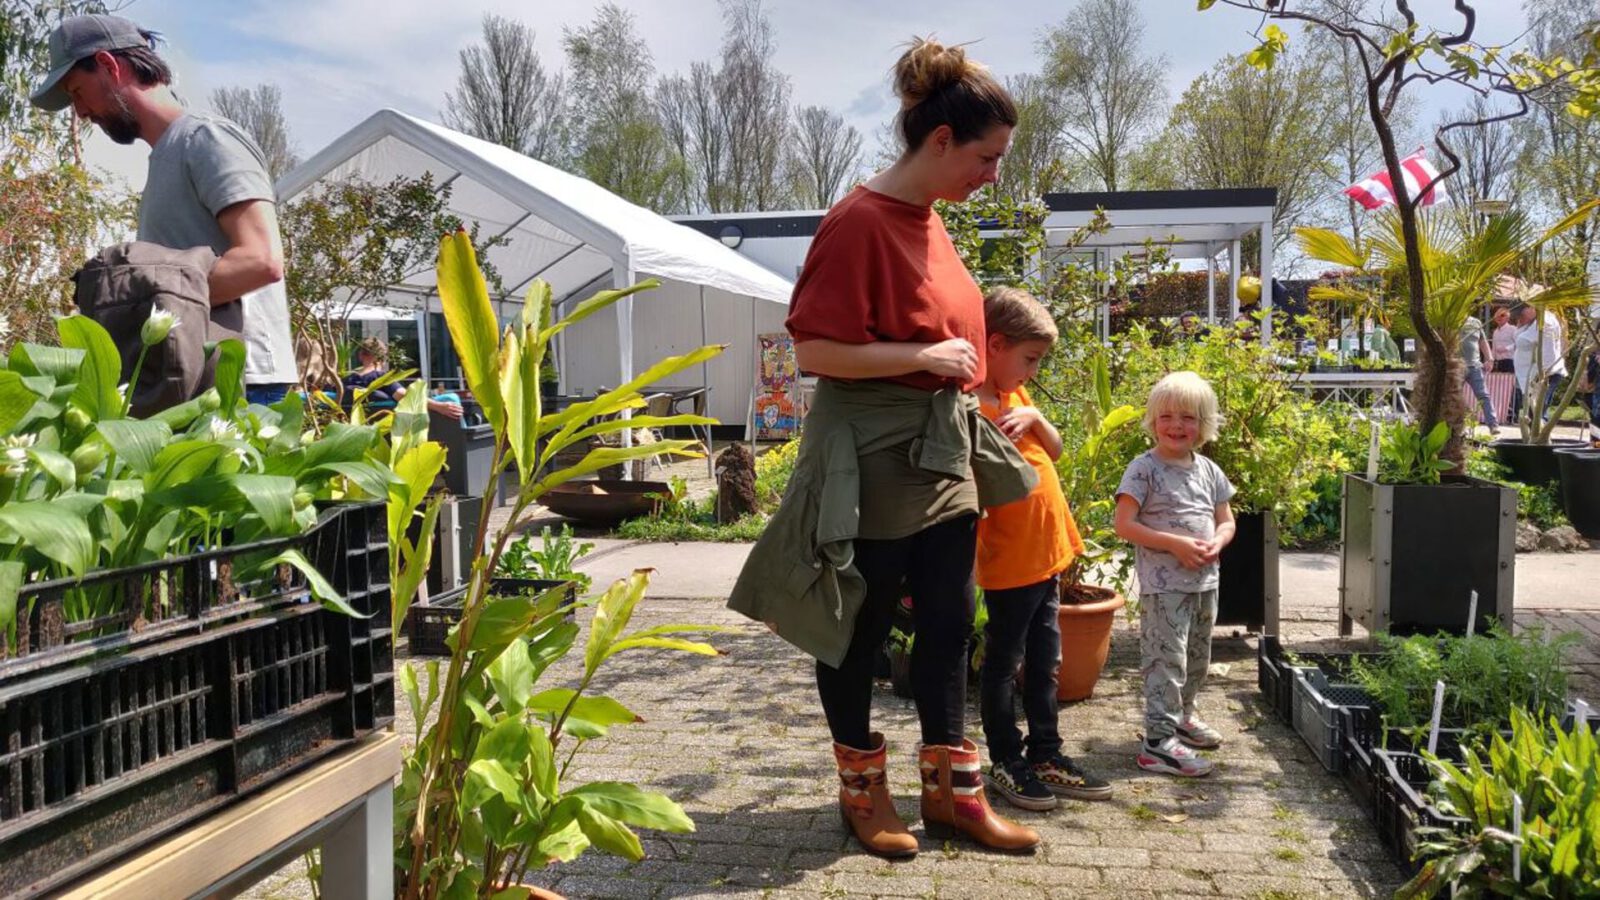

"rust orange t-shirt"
[975, 386, 1085, 591]
[785, 185, 986, 392]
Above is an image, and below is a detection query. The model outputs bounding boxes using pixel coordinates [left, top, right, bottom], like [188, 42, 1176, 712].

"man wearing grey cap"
[33, 14, 298, 405]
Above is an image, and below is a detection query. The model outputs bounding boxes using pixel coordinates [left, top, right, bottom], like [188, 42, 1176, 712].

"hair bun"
[893, 37, 982, 109]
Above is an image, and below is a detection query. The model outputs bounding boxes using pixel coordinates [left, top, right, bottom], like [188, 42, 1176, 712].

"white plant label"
[1512, 794, 1523, 880]
[1426, 680, 1446, 757]
[1466, 590, 1478, 638]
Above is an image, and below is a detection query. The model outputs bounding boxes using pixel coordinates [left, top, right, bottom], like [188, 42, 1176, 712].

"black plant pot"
[1491, 438, 1585, 486]
[1216, 510, 1279, 632]
[888, 647, 914, 699]
[1340, 474, 1515, 636]
[1556, 448, 1600, 539]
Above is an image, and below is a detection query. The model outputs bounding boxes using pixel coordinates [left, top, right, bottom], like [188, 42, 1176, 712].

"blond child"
[1114, 372, 1235, 778]
[974, 287, 1112, 810]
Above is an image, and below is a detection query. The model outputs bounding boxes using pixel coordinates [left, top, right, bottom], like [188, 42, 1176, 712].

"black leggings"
[816, 514, 978, 749]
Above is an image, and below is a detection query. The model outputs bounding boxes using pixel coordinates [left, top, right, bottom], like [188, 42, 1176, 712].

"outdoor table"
[60, 732, 400, 900]
[1290, 369, 1416, 416]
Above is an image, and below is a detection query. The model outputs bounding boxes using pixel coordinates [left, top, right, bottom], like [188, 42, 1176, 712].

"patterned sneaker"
[986, 758, 1059, 811]
[1137, 736, 1215, 778]
[1177, 715, 1224, 749]
[1032, 753, 1113, 801]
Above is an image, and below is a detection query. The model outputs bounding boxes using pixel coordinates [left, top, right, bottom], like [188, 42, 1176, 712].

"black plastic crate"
[0, 502, 389, 899]
[1374, 749, 1476, 875]
[1257, 637, 1302, 723]
[1339, 705, 1380, 820]
[408, 577, 578, 658]
[1291, 667, 1372, 773]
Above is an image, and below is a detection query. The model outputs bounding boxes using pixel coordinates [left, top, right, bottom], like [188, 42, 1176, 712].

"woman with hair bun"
[729, 37, 1040, 857]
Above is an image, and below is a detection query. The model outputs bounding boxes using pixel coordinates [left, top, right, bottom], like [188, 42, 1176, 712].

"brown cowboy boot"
[918, 738, 1041, 852]
[833, 733, 918, 858]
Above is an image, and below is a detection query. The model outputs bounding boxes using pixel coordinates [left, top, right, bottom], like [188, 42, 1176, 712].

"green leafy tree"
[1199, 0, 1600, 466]
[279, 173, 506, 387]
[208, 83, 299, 181]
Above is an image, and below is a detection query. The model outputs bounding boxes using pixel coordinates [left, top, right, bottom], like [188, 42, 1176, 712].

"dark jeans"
[979, 576, 1063, 764]
[245, 383, 293, 406]
[816, 514, 977, 749]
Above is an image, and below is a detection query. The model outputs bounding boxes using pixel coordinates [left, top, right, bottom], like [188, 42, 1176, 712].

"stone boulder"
[1538, 525, 1587, 553]
[1516, 521, 1542, 553]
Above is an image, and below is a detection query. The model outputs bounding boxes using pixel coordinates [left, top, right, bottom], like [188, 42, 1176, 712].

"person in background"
[972, 286, 1112, 812]
[1115, 372, 1236, 779]
[1459, 314, 1498, 432]
[1511, 302, 1568, 423]
[32, 14, 298, 404]
[344, 337, 462, 418]
[1490, 306, 1517, 374]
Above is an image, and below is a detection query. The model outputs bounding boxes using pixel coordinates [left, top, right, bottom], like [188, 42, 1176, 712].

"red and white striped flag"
[1344, 148, 1449, 210]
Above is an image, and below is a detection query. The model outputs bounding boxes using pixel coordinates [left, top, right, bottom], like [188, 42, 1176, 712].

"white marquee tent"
[276, 109, 794, 428]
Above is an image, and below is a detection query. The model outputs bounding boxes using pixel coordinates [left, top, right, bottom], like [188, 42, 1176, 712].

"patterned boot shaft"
[917, 742, 986, 823]
[834, 734, 890, 819]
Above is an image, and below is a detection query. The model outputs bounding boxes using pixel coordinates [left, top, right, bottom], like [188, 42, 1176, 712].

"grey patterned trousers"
[1140, 589, 1218, 741]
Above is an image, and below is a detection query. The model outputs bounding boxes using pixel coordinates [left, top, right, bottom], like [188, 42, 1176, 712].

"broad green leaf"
[527, 689, 640, 727]
[584, 570, 650, 675]
[527, 619, 580, 681]
[398, 662, 424, 739]
[437, 231, 504, 430]
[1092, 355, 1112, 416]
[464, 758, 524, 808]
[301, 423, 376, 470]
[56, 316, 122, 419]
[147, 440, 230, 493]
[10, 343, 84, 388]
[574, 804, 644, 860]
[230, 474, 297, 534]
[149, 393, 210, 431]
[94, 420, 172, 475]
[570, 782, 693, 833]
[1550, 828, 1578, 877]
[306, 460, 399, 499]
[0, 559, 26, 641]
[0, 371, 42, 435]
[388, 442, 447, 543]
[530, 442, 701, 501]
[389, 383, 431, 466]
[0, 500, 95, 575]
[466, 589, 540, 656]
[550, 414, 719, 458]
[27, 448, 76, 491]
[262, 548, 366, 618]
[472, 716, 532, 771]
[527, 721, 557, 801]
[487, 637, 536, 714]
[213, 339, 247, 417]
[534, 799, 591, 864]
[536, 345, 722, 443]
[601, 635, 721, 664]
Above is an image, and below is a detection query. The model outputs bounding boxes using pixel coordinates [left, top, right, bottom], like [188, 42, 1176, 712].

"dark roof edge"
[1044, 187, 1279, 212]
[675, 214, 826, 240]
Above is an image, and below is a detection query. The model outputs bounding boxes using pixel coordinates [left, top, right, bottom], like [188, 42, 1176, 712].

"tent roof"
[276, 109, 794, 307]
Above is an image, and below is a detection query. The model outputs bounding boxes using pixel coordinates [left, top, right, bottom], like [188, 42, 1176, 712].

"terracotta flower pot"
[508, 887, 565, 900]
[1056, 585, 1125, 702]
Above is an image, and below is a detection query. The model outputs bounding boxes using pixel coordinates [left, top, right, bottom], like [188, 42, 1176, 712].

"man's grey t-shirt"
[1116, 449, 1235, 594]
[1458, 316, 1485, 370]
[138, 113, 298, 385]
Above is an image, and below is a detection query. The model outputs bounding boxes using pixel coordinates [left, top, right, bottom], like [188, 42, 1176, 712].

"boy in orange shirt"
[975, 287, 1113, 811]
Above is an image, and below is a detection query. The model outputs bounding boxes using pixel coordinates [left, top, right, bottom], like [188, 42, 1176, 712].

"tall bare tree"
[1040, 0, 1168, 191]
[787, 105, 861, 208]
[1437, 96, 1527, 212]
[996, 73, 1076, 201]
[715, 0, 791, 210]
[564, 3, 684, 210]
[657, 62, 728, 212]
[209, 84, 298, 181]
[443, 14, 567, 164]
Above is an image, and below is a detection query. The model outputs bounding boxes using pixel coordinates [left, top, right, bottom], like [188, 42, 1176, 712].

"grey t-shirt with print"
[138, 113, 298, 385]
[1116, 450, 1235, 594]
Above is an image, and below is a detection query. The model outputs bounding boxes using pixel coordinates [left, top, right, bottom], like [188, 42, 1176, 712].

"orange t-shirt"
[785, 186, 986, 392]
[975, 386, 1085, 591]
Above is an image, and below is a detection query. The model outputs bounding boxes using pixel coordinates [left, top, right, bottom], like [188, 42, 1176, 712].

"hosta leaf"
[56, 316, 122, 419]
[306, 460, 398, 499]
[93, 420, 171, 476]
[229, 474, 297, 535]
[300, 423, 376, 470]
[213, 339, 247, 417]
[0, 500, 95, 575]
[0, 370, 42, 435]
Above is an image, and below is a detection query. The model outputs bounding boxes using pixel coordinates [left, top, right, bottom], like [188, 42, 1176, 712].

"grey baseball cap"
[30, 14, 151, 112]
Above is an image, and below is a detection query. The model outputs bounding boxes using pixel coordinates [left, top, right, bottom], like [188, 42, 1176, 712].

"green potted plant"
[394, 232, 728, 899]
[1398, 707, 1599, 898]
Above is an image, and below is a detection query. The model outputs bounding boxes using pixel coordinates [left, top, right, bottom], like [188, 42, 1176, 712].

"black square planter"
[1339, 474, 1515, 636]
[1217, 510, 1278, 631]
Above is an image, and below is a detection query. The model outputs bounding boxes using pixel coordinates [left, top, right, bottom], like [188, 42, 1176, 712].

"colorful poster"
[755, 332, 801, 440]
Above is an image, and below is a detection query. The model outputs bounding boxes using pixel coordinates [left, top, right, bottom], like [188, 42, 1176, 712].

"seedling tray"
[1291, 667, 1372, 773]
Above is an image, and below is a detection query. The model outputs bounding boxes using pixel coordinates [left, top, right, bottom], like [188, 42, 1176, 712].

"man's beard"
[97, 91, 140, 145]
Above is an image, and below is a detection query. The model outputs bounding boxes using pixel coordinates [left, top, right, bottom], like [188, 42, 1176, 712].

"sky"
[80, 0, 1533, 194]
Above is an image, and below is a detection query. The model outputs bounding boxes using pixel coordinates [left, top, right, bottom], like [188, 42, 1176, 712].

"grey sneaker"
[1137, 736, 1215, 778]
[1177, 715, 1223, 749]
[987, 759, 1058, 811]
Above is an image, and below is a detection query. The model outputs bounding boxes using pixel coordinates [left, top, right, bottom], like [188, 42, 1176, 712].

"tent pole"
[1259, 219, 1274, 346]
[614, 262, 635, 479]
[699, 286, 712, 477]
[416, 306, 430, 388]
[1206, 244, 1217, 324]
[1229, 240, 1242, 322]
[748, 299, 757, 447]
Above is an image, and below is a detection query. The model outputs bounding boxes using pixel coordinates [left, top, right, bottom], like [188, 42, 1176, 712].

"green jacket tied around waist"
[727, 378, 1038, 668]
